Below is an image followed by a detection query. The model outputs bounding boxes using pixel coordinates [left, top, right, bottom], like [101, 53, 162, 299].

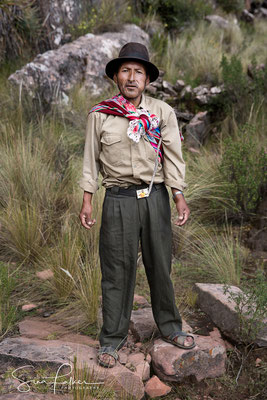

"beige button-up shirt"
[79, 94, 186, 193]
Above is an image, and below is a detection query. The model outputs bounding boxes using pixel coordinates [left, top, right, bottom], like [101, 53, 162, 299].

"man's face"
[114, 61, 150, 106]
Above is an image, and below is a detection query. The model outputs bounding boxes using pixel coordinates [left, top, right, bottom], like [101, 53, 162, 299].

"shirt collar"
[138, 94, 147, 109]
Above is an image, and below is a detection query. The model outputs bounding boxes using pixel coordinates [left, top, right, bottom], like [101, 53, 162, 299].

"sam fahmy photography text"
[10, 362, 104, 394]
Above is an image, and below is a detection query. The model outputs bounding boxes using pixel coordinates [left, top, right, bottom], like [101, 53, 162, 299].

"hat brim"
[105, 56, 159, 83]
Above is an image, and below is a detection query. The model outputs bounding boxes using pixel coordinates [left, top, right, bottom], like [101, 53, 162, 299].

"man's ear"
[113, 73, 118, 84]
[145, 75, 150, 87]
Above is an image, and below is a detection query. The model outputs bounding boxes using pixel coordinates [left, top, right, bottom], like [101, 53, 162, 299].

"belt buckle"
[136, 187, 149, 199]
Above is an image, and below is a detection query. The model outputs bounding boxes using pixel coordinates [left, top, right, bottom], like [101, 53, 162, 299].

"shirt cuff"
[164, 178, 187, 192]
[78, 179, 99, 194]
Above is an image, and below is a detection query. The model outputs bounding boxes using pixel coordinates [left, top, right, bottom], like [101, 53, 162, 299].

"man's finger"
[80, 214, 96, 229]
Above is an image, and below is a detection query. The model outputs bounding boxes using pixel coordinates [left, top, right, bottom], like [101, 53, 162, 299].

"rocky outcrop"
[36, 0, 90, 48]
[8, 24, 149, 106]
[195, 283, 267, 347]
[150, 328, 226, 382]
[185, 111, 210, 148]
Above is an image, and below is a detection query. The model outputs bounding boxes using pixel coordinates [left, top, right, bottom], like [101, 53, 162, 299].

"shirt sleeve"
[161, 108, 186, 191]
[78, 112, 102, 193]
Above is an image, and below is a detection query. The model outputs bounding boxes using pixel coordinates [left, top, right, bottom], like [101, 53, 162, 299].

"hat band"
[119, 51, 149, 62]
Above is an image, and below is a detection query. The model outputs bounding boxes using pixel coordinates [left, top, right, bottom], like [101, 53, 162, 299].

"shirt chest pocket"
[100, 134, 122, 166]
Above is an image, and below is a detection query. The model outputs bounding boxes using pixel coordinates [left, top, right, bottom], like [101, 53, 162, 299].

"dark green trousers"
[99, 183, 182, 350]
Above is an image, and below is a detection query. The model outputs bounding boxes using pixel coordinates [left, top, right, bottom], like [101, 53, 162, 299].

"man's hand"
[174, 195, 190, 226]
[79, 192, 96, 229]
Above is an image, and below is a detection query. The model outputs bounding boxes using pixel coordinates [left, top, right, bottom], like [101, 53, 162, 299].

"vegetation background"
[0, 0, 266, 399]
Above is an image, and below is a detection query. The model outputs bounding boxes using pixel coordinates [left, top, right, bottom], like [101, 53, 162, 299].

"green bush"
[211, 55, 267, 120]
[224, 271, 267, 344]
[216, 0, 244, 14]
[140, 0, 212, 31]
[219, 125, 267, 219]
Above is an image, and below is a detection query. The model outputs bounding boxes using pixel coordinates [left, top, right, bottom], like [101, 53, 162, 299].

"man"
[79, 42, 195, 368]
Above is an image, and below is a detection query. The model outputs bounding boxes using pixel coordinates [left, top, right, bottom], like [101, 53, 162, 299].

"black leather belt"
[106, 182, 165, 197]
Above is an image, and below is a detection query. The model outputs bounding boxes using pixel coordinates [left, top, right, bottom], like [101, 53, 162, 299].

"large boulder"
[195, 283, 267, 347]
[150, 328, 226, 382]
[8, 24, 149, 106]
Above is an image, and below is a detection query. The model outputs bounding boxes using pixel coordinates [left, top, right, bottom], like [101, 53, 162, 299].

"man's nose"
[128, 70, 135, 81]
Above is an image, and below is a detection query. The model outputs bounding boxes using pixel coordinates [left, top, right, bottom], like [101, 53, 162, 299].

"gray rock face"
[8, 24, 149, 105]
[195, 283, 267, 347]
[185, 111, 210, 148]
[205, 15, 230, 29]
[37, 0, 86, 48]
[150, 328, 226, 382]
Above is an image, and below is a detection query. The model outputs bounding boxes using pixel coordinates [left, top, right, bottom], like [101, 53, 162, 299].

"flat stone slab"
[18, 316, 98, 347]
[0, 395, 72, 400]
[195, 283, 267, 347]
[0, 337, 145, 399]
[0, 393, 73, 400]
[150, 328, 226, 382]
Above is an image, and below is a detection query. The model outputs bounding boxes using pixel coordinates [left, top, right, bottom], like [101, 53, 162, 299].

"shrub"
[224, 271, 267, 344]
[70, 0, 132, 37]
[140, 0, 212, 31]
[219, 125, 267, 219]
[215, 54, 267, 119]
[216, 0, 244, 14]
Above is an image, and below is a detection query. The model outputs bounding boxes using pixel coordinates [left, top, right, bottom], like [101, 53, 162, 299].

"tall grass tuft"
[0, 202, 45, 263]
[0, 262, 17, 338]
[174, 222, 248, 285]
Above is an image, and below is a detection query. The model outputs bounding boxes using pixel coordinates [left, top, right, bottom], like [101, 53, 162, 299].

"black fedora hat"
[105, 42, 159, 82]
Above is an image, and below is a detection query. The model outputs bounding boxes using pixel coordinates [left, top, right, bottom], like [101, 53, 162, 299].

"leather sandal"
[162, 331, 196, 349]
[97, 346, 119, 368]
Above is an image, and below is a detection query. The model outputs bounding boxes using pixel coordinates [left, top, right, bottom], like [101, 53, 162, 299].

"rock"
[0, 337, 145, 398]
[21, 304, 37, 312]
[205, 15, 229, 29]
[180, 85, 192, 99]
[162, 80, 177, 96]
[210, 86, 223, 95]
[133, 294, 150, 308]
[241, 9, 255, 22]
[130, 307, 192, 342]
[185, 111, 210, 148]
[150, 333, 226, 382]
[18, 316, 98, 346]
[37, 0, 85, 48]
[0, 394, 72, 400]
[36, 269, 54, 280]
[145, 84, 158, 95]
[145, 375, 172, 398]
[195, 283, 267, 347]
[127, 352, 150, 381]
[174, 79, 185, 92]
[130, 308, 159, 341]
[259, 7, 267, 17]
[174, 110, 194, 122]
[8, 24, 149, 106]
[105, 370, 144, 400]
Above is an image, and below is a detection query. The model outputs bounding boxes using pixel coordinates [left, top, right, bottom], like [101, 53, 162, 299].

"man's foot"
[162, 331, 196, 349]
[97, 346, 119, 368]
